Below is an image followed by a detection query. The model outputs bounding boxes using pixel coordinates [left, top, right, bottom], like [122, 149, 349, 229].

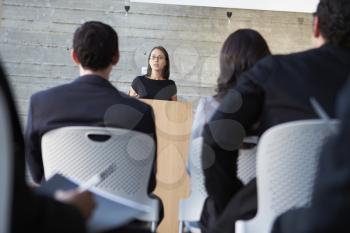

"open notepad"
[36, 174, 150, 233]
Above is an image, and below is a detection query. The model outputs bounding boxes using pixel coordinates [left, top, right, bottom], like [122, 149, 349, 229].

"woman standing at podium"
[129, 46, 177, 101]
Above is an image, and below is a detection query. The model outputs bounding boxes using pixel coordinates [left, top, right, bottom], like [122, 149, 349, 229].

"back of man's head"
[316, 0, 350, 48]
[73, 21, 119, 71]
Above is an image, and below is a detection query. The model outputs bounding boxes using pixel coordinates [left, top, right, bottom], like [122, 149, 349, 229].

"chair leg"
[184, 223, 190, 233]
[151, 221, 157, 233]
[179, 221, 184, 233]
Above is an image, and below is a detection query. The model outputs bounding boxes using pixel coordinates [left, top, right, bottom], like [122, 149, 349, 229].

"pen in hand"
[78, 163, 117, 192]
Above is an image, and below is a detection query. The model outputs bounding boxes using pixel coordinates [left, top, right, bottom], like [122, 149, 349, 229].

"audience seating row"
[1, 118, 338, 233]
[179, 120, 338, 233]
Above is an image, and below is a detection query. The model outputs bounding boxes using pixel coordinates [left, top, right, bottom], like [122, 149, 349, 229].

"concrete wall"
[0, 0, 2, 20]
[0, 0, 313, 125]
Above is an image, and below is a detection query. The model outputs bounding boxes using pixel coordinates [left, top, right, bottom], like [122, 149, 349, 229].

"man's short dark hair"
[73, 21, 119, 70]
[316, 0, 350, 48]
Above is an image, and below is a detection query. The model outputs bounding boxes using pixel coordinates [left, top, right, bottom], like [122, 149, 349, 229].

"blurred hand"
[55, 189, 96, 219]
[28, 182, 39, 189]
[128, 88, 139, 98]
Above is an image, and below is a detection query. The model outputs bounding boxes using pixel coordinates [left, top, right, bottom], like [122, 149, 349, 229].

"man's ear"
[313, 15, 321, 38]
[111, 51, 120, 65]
[71, 50, 81, 65]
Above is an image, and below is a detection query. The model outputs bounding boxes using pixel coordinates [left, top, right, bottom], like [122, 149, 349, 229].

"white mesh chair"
[41, 126, 159, 232]
[0, 90, 14, 233]
[237, 136, 258, 185]
[236, 120, 339, 233]
[178, 137, 208, 233]
[237, 147, 257, 185]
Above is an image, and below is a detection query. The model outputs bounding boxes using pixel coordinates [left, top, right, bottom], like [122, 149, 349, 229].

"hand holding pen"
[55, 163, 117, 219]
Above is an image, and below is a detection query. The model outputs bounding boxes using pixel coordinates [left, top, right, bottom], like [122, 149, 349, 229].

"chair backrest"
[237, 136, 258, 185]
[0, 90, 14, 233]
[237, 136, 259, 184]
[179, 137, 207, 222]
[236, 120, 339, 233]
[237, 146, 257, 185]
[41, 126, 155, 204]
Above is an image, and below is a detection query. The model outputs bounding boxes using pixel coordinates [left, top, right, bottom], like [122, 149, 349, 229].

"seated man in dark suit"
[272, 77, 350, 233]
[25, 21, 157, 194]
[200, 0, 350, 232]
[0, 59, 95, 233]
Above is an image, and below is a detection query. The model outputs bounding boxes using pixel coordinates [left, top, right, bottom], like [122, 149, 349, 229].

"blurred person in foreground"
[0, 59, 95, 233]
[272, 76, 350, 232]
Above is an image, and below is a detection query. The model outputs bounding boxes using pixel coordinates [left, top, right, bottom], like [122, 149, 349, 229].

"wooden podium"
[141, 99, 192, 233]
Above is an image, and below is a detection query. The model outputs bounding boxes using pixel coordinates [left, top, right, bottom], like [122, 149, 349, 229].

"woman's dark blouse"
[131, 75, 177, 100]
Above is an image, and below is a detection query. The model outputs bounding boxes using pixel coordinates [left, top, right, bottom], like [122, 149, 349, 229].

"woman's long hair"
[216, 29, 271, 99]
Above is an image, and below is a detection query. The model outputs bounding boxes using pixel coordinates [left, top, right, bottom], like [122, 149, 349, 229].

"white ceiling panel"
[131, 0, 318, 13]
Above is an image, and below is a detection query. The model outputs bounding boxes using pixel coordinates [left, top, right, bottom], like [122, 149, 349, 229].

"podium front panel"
[141, 99, 192, 233]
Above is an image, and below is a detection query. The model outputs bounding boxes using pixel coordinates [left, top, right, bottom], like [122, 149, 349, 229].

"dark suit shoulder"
[237, 54, 277, 87]
[257, 47, 321, 71]
[274, 46, 320, 59]
[31, 83, 73, 101]
[247, 44, 350, 88]
[273, 44, 350, 66]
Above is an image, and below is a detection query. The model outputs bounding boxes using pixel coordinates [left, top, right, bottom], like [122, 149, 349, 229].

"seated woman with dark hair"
[129, 46, 177, 101]
[191, 29, 271, 138]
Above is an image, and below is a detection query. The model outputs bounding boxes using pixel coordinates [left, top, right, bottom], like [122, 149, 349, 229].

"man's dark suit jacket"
[271, 78, 350, 233]
[25, 75, 157, 193]
[201, 43, 350, 233]
[0, 63, 87, 233]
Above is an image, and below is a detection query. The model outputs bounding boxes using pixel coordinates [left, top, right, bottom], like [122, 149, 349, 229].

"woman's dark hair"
[216, 29, 271, 99]
[315, 0, 350, 48]
[73, 21, 119, 70]
[146, 46, 170, 80]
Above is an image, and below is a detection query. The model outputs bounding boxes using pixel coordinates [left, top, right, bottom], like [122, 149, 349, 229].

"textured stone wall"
[0, 0, 313, 125]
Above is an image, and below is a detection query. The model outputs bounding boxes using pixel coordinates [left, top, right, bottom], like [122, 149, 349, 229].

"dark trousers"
[200, 179, 258, 233]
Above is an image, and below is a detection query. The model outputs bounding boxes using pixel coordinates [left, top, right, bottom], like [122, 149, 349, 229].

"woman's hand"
[170, 95, 177, 101]
[128, 87, 139, 98]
